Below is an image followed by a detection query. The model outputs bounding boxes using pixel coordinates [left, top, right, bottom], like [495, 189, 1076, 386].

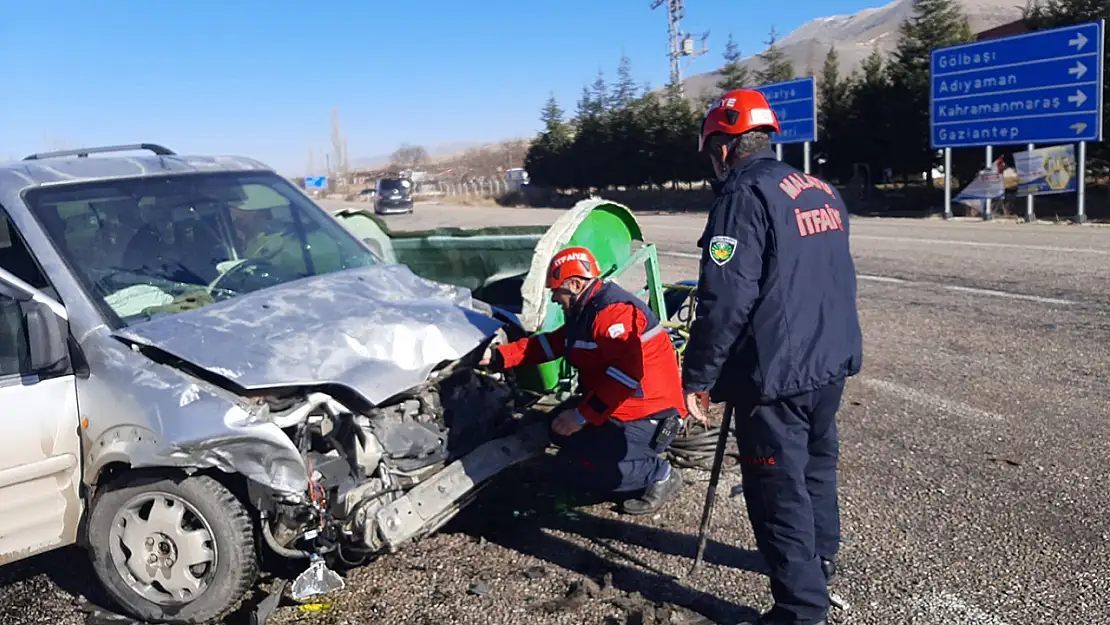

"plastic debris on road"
[291, 555, 346, 601]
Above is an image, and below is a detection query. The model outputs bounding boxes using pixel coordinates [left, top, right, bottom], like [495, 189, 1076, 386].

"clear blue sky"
[2, 0, 882, 176]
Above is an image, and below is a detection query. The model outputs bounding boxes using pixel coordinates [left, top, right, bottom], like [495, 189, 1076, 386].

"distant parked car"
[375, 176, 414, 214]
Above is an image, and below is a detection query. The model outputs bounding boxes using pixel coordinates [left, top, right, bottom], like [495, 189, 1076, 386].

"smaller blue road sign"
[930, 19, 1104, 149]
[752, 76, 818, 144]
[304, 176, 328, 189]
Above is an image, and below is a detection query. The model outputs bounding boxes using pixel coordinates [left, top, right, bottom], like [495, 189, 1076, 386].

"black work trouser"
[548, 397, 678, 495]
[732, 379, 844, 625]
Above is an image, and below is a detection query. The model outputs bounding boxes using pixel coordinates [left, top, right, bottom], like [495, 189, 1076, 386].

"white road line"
[660, 251, 700, 259]
[858, 378, 1006, 422]
[914, 592, 1012, 625]
[851, 234, 1110, 256]
[643, 224, 1110, 256]
[943, 284, 1076, 306]
[657, 251, 1076, 305]
[857, 275, 908, 284]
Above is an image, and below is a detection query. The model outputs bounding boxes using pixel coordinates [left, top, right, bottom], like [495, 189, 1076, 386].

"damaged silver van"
[0, 144, 549, 624]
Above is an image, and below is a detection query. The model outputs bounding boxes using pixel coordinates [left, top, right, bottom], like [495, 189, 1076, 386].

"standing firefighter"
[481, 246, 686, 515]
[682, 89, 863, 625]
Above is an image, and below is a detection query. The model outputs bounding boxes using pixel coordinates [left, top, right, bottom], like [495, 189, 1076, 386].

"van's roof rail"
[23, 143, 176, 161]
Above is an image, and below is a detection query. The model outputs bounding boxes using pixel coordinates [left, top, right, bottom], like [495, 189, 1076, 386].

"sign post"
[1026, 143, 1036, 222]
[930, 19, 1104, 222]
[944, 148, 953, 219]
[753, 76, 818, 174]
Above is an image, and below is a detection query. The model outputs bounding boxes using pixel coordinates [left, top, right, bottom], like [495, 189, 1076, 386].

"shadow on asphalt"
[447, 458, 764, 624]
[0, 457, 764, 625]
[0, 545, 110, 604]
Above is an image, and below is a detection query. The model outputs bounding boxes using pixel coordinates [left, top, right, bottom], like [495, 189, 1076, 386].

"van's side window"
[0, 208, 50, 290]
[0, 293, 29, 377]
[0, 207, 51, 378]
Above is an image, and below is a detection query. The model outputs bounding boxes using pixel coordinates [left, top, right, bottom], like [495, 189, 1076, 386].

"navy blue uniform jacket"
[682, 149, 863, 404]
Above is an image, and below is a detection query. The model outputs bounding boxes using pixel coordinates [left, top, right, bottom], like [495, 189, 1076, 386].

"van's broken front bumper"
[370, 419, 551, 551]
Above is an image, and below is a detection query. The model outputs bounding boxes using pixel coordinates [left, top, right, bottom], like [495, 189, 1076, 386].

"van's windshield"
[23, 171, 380, 326]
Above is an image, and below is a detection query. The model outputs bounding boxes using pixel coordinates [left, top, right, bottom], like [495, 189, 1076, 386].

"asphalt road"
[3, 199, 1108, 625]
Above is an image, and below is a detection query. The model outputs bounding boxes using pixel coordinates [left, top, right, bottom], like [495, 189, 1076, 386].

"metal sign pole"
[944, 148, 952, 220]
[984, 146, 993, 221]
[804, 142, 811, 174]
[1026, 143, 1035, 222]
[1077, 141, 1087, 223]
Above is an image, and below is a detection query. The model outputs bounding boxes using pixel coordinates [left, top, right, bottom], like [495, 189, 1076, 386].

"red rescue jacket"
[496, 281, 687, 426]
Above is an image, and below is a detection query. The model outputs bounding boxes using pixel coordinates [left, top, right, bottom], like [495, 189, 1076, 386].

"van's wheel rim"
[107, 492, 219, 605]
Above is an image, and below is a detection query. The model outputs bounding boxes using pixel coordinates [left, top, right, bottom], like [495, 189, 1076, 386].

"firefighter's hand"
[551, 409, 586, 437]
[684, 391, 710, 427]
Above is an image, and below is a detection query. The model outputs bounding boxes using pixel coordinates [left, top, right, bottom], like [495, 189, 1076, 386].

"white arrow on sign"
[1071, 122, 1088, 134]
[1069, 60, 1088, 79]
[1068, 89, 1088, 106]
[1069, 32, 1088, 51]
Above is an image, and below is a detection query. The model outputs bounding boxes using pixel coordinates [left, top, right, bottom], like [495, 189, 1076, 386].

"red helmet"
[699, 89, 781, 152]
[546, 246, 601, 290]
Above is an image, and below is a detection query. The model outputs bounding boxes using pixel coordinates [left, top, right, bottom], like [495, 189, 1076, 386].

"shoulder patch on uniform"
[607, 323, 626, 338]
[708, 235, 738, 266]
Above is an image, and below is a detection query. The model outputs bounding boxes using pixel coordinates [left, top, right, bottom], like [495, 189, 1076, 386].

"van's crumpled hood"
[112, 264, 504, 407]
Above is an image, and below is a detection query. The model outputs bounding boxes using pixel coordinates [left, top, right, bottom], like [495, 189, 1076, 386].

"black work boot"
[763, 617, 827, 625]
[620, 465, 682, 516]
[744, 612, 827, 625]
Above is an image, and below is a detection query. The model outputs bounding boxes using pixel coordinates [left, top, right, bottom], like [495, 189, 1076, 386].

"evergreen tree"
[612, 54, 639, 108]
[846, 48, 894, 179]
[525, 93, 573, 189]
[540, 93, 566, 135]
[573, 85, 595, 124]
[756, 27, 795, 84]
[886, 0, 975, 179]
[589, 70, 609, 114]
[716, 33, 752, 91]
[817, 46, 855, 182]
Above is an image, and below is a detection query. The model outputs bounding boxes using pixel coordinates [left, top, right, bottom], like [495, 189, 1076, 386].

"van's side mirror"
[24, 300, 69, 373]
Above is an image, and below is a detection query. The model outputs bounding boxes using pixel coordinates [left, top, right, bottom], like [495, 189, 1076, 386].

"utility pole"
[330, 107, 348, 181]
[650, 0, 709, 94]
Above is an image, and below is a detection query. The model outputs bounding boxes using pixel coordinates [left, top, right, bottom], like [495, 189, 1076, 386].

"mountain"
[679, 0, 1027, 99]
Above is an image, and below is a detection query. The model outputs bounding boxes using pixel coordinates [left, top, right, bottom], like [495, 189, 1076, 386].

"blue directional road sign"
[752, 76, 817, 144]
[930, 19, 1104, 149]
[304, 176, 328, 189]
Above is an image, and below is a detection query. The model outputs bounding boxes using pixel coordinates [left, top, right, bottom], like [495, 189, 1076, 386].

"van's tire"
[86, 472, 259, 624]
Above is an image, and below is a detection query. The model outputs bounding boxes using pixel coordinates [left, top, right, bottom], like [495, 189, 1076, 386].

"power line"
[650, 0, 710, 93]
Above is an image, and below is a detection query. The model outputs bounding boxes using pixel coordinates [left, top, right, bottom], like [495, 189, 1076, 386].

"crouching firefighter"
[481, 246, 686, 515]
[682, 89, 863, 625]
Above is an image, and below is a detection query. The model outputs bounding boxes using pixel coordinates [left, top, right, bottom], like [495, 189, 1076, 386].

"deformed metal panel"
[114, 264, 504, 407]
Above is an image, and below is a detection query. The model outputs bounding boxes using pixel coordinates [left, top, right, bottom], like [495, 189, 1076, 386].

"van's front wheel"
[87, 473, 259, 624]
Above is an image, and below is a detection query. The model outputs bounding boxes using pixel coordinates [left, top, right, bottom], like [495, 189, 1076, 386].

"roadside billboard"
[955, 168, 1005, 202]
[1014, 145, 1078, 196]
